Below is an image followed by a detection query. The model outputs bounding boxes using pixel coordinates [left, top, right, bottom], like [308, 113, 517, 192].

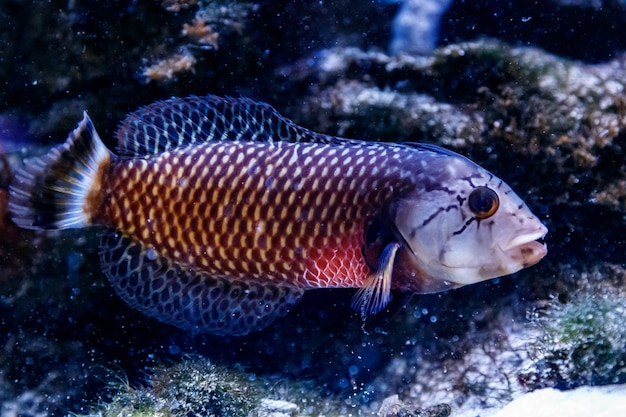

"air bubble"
[146, 248, 158, 261]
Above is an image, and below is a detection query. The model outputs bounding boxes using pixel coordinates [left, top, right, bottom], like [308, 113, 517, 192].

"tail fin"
[9, 112, 112, 230]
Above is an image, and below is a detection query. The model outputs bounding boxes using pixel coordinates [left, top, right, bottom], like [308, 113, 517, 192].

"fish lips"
[499, 224, 548, 268]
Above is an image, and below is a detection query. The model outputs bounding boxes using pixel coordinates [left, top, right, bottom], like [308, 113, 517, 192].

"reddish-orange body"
[100, 140, 412, 290]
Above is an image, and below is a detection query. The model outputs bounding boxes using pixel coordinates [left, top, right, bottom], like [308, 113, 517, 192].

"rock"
[378, 394, 452, 417]
[493, 384, 626, 417]
[257, 398, 299, 417]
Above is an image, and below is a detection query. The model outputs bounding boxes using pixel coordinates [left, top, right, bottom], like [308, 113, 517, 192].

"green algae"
[82, 355, 357, 417]
[522, 277, 626, 390]
[88, 358, 260, 417]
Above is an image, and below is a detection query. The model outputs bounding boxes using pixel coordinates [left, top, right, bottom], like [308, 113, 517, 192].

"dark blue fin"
[351, 242, 400, 318]
[99, 229, 304, 336]
[400, 141, 473, 161]
[115, 95, 344, 157]
[9, 113, 112, 230]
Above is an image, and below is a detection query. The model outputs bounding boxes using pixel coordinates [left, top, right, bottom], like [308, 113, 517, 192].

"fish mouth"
[500, 225, 548, 267]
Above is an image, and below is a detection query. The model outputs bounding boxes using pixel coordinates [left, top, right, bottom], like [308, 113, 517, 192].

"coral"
[141, 50, 197, 83]
[180, 2, 258, 51]
[194, 1, 258, 35]
[182, 17, 219, 49]
[143, 1, 258, 83]
[161, 0, 198, 13]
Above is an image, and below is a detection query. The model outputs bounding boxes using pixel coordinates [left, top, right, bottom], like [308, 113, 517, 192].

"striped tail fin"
[9, 112, 112, 230]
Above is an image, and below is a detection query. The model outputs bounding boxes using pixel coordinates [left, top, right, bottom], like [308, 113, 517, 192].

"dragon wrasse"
[8, 95, 547, 336]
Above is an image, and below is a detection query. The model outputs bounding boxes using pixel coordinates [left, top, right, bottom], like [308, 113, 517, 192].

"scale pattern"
[99, 230, 304, 335]
[101, 139, 417, 290]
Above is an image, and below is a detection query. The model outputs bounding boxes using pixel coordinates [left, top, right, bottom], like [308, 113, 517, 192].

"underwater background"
[1, 0, 626, 415]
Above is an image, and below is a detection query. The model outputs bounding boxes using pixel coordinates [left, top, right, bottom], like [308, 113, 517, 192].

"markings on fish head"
[421, 204, 459, 229]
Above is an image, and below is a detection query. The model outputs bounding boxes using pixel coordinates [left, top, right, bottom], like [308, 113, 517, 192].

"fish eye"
[468, 186, 499, 219]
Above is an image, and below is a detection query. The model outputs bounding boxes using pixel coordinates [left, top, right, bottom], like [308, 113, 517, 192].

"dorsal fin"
[115, 95, 342, 157]
[400, 141, 473, 160]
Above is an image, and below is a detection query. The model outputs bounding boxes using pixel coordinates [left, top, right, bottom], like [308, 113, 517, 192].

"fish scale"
[8, 95, 547, 335]
[102, 139, 405, 289]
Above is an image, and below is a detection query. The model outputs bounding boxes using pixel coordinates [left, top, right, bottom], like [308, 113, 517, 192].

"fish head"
[391, 157, 547, 292]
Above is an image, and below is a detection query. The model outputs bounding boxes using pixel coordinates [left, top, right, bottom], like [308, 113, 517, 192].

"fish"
[8, 95, 548, 336]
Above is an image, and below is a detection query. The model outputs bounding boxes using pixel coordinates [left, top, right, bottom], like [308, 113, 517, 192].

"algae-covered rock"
[520, 265, 626, 390]
[83, 355, 347, 417]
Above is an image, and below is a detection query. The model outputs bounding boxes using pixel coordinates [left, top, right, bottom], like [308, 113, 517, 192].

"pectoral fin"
[351, 242, 400, 318]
